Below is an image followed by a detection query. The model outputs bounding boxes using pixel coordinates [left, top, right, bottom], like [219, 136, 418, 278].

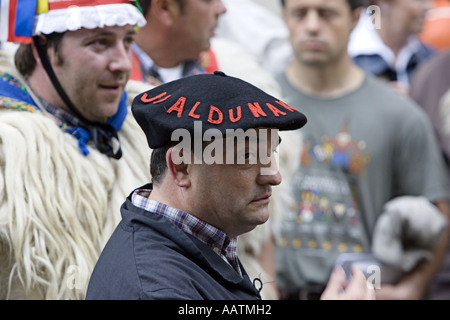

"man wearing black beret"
[86, 72, 374, 300]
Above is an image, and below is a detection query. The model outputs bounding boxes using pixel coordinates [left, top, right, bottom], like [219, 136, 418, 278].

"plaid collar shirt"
[131, 188, 242, 276]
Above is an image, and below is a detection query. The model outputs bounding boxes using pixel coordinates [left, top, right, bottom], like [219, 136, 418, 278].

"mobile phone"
[334, 253, 403, 285]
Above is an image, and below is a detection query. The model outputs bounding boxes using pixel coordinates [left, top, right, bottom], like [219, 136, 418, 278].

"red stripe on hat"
[7, 0, 31, 44]
[7, 0, 17, 41]
[49, 0, 132, 10]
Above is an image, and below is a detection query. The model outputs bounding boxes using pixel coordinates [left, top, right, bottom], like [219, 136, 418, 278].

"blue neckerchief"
[64, 92, 128, 156]
[0, 72, 38, 107]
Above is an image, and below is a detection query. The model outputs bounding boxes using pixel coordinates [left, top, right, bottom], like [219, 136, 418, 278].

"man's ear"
[166, 146, 191, 188]
[152, 0, 182, 25]
[31, 36, 60, 67]
[30, 36, 45, 66]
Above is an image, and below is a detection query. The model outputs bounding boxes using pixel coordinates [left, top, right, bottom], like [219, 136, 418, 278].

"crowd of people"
[0, 0, 450, 300]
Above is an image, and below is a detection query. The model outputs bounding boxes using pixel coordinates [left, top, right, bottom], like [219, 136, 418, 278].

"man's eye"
[93, 39, 105, 45]
[241, 152, 257, 163]
[319, 10, 336, 20]
[124, 36, 135, 47]
[89, 38, 110, 48]
[292, 9, 307, 20]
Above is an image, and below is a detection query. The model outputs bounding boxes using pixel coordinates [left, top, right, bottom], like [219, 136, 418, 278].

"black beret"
[132, 71, 307, 149]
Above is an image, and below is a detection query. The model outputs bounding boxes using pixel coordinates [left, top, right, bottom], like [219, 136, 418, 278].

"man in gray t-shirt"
[275, 0, 450, 300]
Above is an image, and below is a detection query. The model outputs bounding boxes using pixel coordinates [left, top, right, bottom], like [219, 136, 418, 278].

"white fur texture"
[0, 65, 152, 299]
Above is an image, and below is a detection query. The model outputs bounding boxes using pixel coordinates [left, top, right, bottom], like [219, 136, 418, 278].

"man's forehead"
[225, 128, 281, 146]
[285, 0, 347, 10]
[68, 25, 136, 38]
[255, 127, 281, 144]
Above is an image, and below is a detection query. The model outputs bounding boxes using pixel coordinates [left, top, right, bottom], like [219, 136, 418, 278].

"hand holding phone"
[320, 265, 376, 300]
[334, 253, 403, 286]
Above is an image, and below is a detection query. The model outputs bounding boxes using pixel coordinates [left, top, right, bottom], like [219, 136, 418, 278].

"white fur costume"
[0, 53, 152, 299]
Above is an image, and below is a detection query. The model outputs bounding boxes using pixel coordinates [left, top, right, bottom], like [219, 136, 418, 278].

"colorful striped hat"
[1, 0, 146, 44]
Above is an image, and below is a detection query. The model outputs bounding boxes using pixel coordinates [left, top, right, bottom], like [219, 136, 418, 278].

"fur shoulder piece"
[0, 109, 150, 299]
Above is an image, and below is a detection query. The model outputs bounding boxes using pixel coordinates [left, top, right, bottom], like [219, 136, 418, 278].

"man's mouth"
[99, 82, 123, 95]
[303, 39, 325, 51]
[252, 192, 272, 204]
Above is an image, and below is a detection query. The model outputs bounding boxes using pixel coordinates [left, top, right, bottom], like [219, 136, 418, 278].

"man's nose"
[258, 155, 282, 186]
[216, 0, 227, 16]
[109, 43, 132, 73]
[304, 10, 320, 33]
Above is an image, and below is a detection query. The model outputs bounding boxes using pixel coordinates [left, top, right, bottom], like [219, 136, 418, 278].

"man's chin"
[251, 210, 271, 227]
[90, 103, 121, 122]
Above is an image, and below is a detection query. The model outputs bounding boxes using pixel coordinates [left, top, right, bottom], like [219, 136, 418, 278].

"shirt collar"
[132, 42, 157, 77]
[349, 11, 423, 73]
[131, 187, 242, 276]
[132, 43, 206, 84]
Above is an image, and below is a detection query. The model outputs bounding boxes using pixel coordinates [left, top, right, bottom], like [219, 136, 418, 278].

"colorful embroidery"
[0, 73, 72, 130]
[0, 72, 29, 93]
[0, 96, 42, 113]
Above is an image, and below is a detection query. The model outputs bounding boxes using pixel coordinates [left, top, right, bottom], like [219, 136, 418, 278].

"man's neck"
[27, 69, 66, 110]
[286, 57, 365, 98]
[376, 22, 409, 57]
[134, 28, 182, 69]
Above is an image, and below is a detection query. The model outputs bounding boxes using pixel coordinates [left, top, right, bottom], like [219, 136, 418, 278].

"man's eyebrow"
[255, 133, 282, 149]
[87, 29, 136, 38]
[127, 29, 137, 36]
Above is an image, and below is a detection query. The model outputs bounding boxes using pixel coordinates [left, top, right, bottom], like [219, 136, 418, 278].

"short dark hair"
[280, 0, 367, 11]
[138, 0, 151, 15]
[150, 145, 171, 186]
[138, 0, 186, 16]
[15, 32, 65, 77]
[150, 141, 207, 186]
[149, 138, 224, 186]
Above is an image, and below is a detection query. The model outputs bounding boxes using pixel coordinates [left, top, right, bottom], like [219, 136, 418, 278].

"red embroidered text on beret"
[132, 71, 307, 149]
